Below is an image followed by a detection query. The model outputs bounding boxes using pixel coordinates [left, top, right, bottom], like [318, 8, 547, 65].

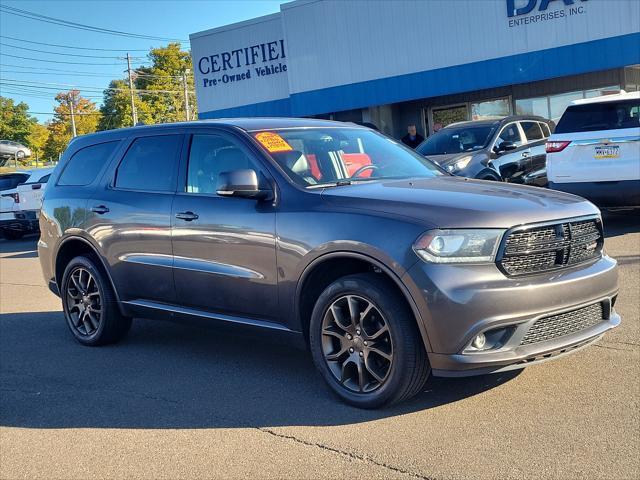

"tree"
[136, 42, 196, 124]
[44, 90, 100, 160]
[0, 96, 37, 145]
[98, 79, 153, 130]
[27, 122, 50, 162]
[97, 43, 196, 131]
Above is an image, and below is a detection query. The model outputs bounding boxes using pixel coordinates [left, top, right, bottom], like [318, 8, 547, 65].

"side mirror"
[496, 141, 517, 153]
[217, 169, 272, 200]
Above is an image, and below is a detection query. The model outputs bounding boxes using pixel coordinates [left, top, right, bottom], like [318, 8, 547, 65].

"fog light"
[471, 333, 486, 350]
[464, 327, 515, 353]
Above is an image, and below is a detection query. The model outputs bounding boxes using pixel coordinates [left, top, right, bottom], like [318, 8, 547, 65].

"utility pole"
[68, 93, 77, 138]
[126, 53, 138, 125]
[182, 70, 190, 121]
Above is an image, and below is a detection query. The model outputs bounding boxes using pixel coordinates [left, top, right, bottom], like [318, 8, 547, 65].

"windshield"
[252, 128, 443, 187]
[416, 125, 497, 156]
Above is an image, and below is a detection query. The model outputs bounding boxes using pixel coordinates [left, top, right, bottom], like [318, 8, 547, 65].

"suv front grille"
[499, 217, 603, 276]
[520, 302, 605, 345]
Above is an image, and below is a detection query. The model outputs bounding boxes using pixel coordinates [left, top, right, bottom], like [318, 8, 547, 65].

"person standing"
[401, 124, 425, 149]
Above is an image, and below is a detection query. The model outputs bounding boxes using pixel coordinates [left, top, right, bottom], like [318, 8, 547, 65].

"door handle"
[91, 205, 109, 214]
[521, 151, 530, 158]
[175, 211, 199, 221]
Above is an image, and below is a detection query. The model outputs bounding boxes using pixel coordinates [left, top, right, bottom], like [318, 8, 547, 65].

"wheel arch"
[54, 235, 124, 313]
[295, 251, 433, 352]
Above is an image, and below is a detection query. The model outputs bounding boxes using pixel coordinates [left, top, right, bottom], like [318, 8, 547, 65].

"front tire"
[309, 273, 430, 408]
[61, 255, 131, 346]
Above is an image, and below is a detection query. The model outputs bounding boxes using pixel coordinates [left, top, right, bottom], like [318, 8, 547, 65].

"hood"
[320, 176, 598, 229]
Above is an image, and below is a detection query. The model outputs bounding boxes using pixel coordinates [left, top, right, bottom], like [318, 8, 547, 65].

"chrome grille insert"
[520, 303, 605, 345]
[498, 217, 603, 276]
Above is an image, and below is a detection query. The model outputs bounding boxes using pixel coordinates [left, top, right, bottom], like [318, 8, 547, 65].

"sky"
[0, 0, 284, 123]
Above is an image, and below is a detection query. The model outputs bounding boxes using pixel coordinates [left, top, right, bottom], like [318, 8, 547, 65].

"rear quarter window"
[555, 99, 640, 133]
[58, 141, 120, 186]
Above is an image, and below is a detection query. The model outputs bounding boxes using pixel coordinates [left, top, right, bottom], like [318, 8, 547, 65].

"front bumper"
[403, 254, 620, 376]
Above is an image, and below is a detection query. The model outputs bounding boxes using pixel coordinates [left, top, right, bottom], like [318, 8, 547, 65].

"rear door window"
[555, 99, 640, 133]
[114, 135, 182, 192]
[58, 141, 120, 186]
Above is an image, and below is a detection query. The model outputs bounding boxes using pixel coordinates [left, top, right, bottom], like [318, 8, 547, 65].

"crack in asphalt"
[601, 340, 640, 347]
[593, 343, 635, 352]
[258, 427, 435, 480]
[0, 282, 48, 288]
[2, 368, 435, 479]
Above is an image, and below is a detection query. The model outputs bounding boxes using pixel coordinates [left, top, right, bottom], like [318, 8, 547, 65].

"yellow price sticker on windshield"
[254, 132, 293, 153]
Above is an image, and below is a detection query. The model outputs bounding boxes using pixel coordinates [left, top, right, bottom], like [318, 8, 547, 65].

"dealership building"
[190, 0, 640, 138]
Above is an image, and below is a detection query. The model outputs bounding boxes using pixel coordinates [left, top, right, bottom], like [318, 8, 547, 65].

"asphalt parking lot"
[0, 212, 638, 480]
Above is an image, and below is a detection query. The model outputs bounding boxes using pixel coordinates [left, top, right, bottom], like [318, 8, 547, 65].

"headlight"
[447, 155, 472, 172]
[413, 229, 505, 263]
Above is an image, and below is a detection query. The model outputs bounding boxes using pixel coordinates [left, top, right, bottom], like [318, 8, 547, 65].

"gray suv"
[38, 119, 620, 408]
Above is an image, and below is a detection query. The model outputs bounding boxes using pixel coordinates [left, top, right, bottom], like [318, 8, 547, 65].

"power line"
[2, 52, 137, 66]
[1, 79, 195, 94]
[0, 69, 125, 79]
[0, 63, 186, 80]
[0, 34, 151, 52]
[0, 5, 188, 42]
[0, 41, 147, 59]
[26, 111, 109, 116]
[0, 63, 127, 77]
[1, 87, 104, 100]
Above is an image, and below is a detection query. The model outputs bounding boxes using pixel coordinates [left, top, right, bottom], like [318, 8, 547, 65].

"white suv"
[546, 91, 640, 208]
[0, 167, 53, 239]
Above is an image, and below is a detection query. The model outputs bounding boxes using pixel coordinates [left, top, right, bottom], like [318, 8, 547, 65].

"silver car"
[0, 140, 32, 161]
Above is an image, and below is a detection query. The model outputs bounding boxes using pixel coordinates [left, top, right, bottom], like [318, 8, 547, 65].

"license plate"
[594, 145, 619, 159]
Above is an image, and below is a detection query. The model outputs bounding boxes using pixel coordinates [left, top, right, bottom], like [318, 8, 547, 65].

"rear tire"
[309, 273, 430, 408]
[61, 255, 131, 346]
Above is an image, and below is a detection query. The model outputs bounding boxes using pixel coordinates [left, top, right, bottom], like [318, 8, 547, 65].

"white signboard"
[190, 14, 290, 115]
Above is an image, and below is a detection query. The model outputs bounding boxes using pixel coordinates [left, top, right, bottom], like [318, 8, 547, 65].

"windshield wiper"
[307, 180, 352, 189]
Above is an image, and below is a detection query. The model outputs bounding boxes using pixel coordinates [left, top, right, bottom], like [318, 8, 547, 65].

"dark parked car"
[39, 119, 619, 408]
[416, 116, 554, 186]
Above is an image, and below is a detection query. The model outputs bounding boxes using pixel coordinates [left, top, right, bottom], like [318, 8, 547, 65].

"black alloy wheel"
[321, 294, 393, 393]
[310, 273, 431, 408]
[65, 267, 102, 336]
[61, 255, 132, 346]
